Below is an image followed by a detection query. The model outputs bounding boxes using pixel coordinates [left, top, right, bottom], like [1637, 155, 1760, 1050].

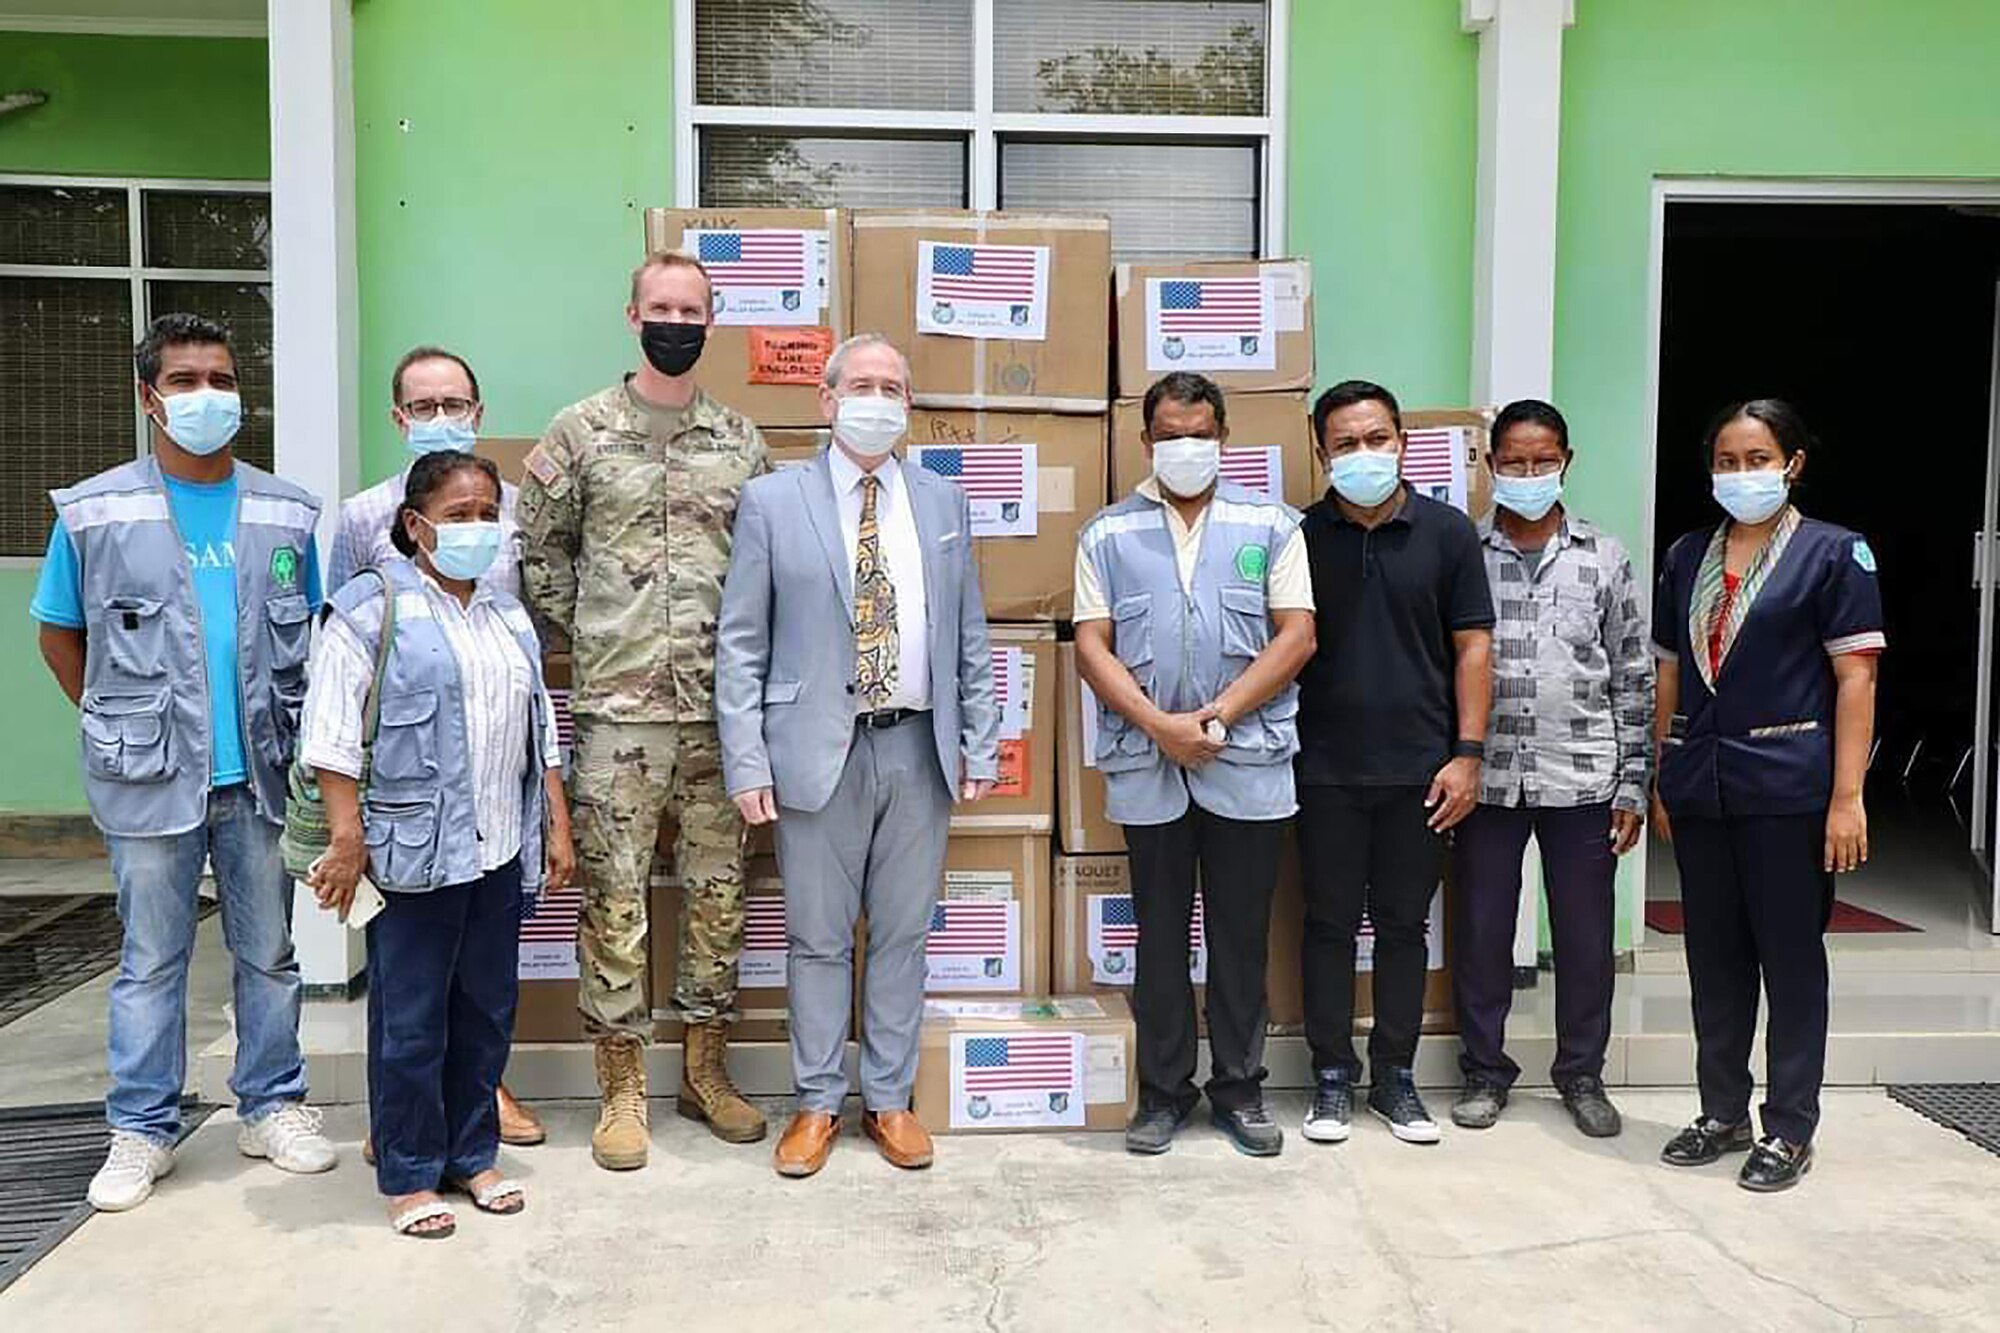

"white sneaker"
[88, 1130, 175, 1211]
[238, 1101, 337, 1174]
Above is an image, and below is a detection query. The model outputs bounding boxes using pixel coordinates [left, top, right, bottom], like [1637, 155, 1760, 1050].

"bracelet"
[1451, 739, 1486, 760]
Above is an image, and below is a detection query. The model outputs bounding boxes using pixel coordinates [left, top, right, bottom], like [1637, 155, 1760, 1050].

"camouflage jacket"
[516, 378, 768, 722]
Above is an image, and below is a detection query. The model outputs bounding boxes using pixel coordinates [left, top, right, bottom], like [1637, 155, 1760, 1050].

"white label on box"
[1087, 893, 1207, 985]
[991, 646, 1026, 741]
[1053, 997, 1107, 1019]
[738, 894, 789, 988]
[1218, 445, 1283, 502]
[1085, 1034, 1128, 1105]
[916, 240, 1050, 341]
[1402, 427, 1469, 514]
[950, 1031, 1086, 1129]
[686, 228, 824, 326]
[1268, 261, 1309, 332]
[1038, 465, 1076, 514]
[943, 869, 1014, 902]
[518, 883, 582, 980]
[1356, 887, 1446, 972]
[1079, 675, 1101, 771]
[910, 443, 1039, 538]
[1145, 275, 1276, 372]
[926, 899, 1020, 991]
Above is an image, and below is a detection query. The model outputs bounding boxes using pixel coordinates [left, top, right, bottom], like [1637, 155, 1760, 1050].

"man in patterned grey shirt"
[1449, 399, 1654, 1141]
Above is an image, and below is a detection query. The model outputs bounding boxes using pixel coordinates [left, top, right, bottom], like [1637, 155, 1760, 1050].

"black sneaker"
[1211, 1100, 1284, 1157]
[1367, 1068, 1442, 1144]
[1738, 1135, 1813, 1192]
[1659, 1115, 1753, 1167]
[1302, 1069, 1354, 1144]
[1125, 1103, 1192, 1155]
[1450, 1079, 1509, 1130]
[1558, 1076, 1623, 1139]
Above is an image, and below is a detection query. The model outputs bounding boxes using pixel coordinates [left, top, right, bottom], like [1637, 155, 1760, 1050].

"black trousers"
[1451, 802, 1617, 1088]
[1671, 812, 1833, 1145]
[1122, 805, 1281, 1113]
[1296, 785, 1445, 1080]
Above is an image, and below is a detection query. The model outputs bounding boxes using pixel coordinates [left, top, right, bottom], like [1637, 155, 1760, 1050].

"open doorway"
[1647, 197, 2000, 947]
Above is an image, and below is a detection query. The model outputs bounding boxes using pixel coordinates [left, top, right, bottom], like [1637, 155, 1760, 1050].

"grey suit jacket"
[716, 448, 1000, 814]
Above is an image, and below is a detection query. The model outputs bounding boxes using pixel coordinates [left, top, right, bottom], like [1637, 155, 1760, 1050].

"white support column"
[1463, 0, 1574, 405]
[269, 0, 363, 989]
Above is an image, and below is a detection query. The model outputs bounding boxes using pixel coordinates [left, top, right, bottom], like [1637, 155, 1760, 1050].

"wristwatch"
[1451, 739, 1486, 760]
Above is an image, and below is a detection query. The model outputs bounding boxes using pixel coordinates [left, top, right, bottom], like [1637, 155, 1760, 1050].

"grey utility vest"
[325, 557, 549, 894]
[52, 458, 321, 838]
[1078, 480, 1304, 826]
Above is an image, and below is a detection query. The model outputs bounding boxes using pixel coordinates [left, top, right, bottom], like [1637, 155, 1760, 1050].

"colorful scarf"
[1688, 505, 1800, 693]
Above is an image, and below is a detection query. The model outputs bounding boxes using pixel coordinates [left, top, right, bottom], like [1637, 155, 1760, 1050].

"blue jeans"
[104, 784, 306, 1143]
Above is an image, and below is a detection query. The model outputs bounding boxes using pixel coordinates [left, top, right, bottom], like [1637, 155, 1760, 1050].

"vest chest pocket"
[1111, 593, 1154, 681]
[1218, 584, 1271, 661]
[371, 690, 440, 786]
[266, 595, 312, 672]
[363, 796, 439, 890]
[81, 689, 175, 784]
[101, 596, 167, 680]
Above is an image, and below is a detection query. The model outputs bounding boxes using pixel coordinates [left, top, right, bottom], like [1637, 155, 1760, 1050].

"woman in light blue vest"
[302, 451, 575, 1238]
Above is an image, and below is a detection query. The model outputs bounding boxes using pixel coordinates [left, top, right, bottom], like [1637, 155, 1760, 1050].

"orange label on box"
[749, 326, 834, 385]
[993, 738, 1030, 798]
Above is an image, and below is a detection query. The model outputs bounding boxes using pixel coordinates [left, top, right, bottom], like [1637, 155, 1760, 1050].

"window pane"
[995, 0, 1266, 115]
[143, 191, 272, 270]
[0, 278, 135, 556]
[700, 130, 966, 209]
[695, 0, 972, 110]
[0, 186, 129, 267]
[148, 282, 274, 472]
[1001, 140, 1257, 261]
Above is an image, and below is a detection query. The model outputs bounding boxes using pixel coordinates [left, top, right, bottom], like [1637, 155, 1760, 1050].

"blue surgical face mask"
[1326, 447, 1401, 507]
[405, 415, 477, 456]
[1492, 472, 1563, 522]
[157, 387, 241, 456]
[417, 516, 503, 581]
[1712, 466, 1791, 525]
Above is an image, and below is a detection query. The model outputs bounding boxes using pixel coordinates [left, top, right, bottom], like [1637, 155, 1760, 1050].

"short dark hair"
[134, 312, 234, 387]
[392, 450, 502, 558]
[1141, 371, 1227, 436]
[1703, 397, 1816, 464]
[1492, 398, 1571, 455]
[1312, 379, 1403, 445]
[392, 345, 481, 406]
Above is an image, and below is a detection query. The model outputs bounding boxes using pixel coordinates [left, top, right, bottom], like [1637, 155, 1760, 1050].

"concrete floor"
[2, 1090, 1996, 1331]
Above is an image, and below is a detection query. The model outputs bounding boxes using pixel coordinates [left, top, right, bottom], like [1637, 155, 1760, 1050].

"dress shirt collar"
[827, 445, 903, 506]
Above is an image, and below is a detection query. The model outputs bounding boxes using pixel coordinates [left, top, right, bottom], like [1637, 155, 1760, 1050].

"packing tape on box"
[851, 211, 1112, 233]
[916, 391, 1109, 413]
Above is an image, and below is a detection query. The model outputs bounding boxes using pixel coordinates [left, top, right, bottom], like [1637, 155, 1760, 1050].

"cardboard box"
[763, 427, 830, 468]
[953, 625, 1055, 834]
[475, 436, 536, 486]
[1110, 391, 1316, 513]
[929, 833, 1051, 998]
[1054, 643, 1124, 854]
[850, 210, 1111, 413]
[1052, 855, 1209, 1034]
[1401, 408, 1495, 524]
[913, 993, 1135, 1134]
[1114, 258, 1314, 397]
[642, 208, 851, 429]
[905, 409, 1105, 621]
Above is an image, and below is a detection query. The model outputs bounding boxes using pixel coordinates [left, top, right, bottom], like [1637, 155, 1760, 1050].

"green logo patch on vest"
[1234, 542, 1269, 581]
[269, 545, 299, 589]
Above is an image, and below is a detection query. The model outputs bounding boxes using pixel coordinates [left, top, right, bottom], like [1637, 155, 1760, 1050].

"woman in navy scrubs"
[1650, 399, 1882, 1193]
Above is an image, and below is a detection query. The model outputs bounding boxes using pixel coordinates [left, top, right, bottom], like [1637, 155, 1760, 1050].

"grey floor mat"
[0, 894, 216, 1029]
[1887, 1083, 2000, 1157]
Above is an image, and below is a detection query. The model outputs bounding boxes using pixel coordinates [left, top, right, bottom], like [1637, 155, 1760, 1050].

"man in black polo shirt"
[1295, 380, 1494, 1146]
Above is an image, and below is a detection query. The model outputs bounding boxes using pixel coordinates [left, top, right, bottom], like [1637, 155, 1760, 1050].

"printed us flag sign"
[686, 228, 827, 326]
[925, 900, 1020, 992]
[518, 882, 584, 981]
[1088, 892, 1208, 985]
[1402, 427, 1469, 513]
[738, 894, 789, 988]
[916, 240, 1050, 340]
[949, 1030, 1086, 1129]
[1219, 445, 1283, 501]
[991, 645, 1026, 741]
[1145, 275, 1275, 372]
[911, 442, 1039, 538]
[1355, 887, 1447, 973]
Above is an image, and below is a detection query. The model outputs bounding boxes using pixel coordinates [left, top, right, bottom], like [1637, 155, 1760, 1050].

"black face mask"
[640, 320, 706, 377]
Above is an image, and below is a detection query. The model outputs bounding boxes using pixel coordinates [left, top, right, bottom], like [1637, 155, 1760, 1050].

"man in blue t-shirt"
[31, 313, 337, 1212]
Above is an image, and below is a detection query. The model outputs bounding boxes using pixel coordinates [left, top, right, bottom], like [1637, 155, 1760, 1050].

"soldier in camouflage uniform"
[516, 251, 769, 1169]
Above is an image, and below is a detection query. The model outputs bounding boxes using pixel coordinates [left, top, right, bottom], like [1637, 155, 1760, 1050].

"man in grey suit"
[716, 333, 999, 1179]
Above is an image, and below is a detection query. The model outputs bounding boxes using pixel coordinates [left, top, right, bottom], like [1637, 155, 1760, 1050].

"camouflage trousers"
[572, 718, 744, 1038]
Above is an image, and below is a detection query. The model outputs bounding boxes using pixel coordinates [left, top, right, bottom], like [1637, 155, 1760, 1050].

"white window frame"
[672, 0, 1289, 255]
[0, 172, 272, 566]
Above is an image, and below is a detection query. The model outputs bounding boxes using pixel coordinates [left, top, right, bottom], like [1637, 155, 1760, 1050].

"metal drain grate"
[0, 1100, 215, 1292]
[0, 894, 217, 1029]
[1887, 1084, 2000, 1157]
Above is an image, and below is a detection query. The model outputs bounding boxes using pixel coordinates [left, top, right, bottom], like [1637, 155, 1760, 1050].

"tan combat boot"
[591, 1035, 650, 1171]
[676, 1019, 768, 1143]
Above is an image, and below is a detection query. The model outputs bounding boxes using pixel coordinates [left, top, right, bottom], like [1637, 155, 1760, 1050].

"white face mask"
[1151, 436, 1220, 498]
[834, 393, 907, 457]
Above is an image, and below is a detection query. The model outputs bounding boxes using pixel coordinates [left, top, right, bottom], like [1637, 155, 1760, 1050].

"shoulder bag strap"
[358, 568, 398, 768]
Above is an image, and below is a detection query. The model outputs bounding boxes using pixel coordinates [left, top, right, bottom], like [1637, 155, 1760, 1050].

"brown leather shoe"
[773, 1111, 840, 1178]
[497, 1083, 546, 1146]
[862, 1110, 934, 1170]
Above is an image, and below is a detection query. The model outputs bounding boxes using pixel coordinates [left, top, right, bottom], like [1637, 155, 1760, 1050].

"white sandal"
[390, 1199, 457, 1238]
[449, 1175, 525, 1215]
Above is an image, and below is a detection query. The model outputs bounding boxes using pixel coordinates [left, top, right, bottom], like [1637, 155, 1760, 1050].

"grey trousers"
[774, 715, 950, 1113]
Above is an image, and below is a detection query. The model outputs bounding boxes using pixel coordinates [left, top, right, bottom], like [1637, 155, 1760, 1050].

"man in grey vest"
[32, 313, 337, 1211]
[1073, 371, 1317, 1158]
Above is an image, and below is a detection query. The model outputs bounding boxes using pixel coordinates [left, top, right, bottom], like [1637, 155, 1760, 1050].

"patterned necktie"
[853, 473, 900, 709]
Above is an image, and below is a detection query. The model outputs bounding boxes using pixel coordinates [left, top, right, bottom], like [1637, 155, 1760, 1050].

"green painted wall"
[353, 0, 675, 481]
[1287, 1, 1478, 409]
[0, 33, 268, 814]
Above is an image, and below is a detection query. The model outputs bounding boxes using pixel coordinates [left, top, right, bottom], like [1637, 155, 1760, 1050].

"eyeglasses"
[1492, 459, 1565, 479]
[401, 396, 478, 421]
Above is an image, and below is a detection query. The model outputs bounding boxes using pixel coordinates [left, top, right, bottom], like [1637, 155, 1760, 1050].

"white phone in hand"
[346, 877, 387, 931]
